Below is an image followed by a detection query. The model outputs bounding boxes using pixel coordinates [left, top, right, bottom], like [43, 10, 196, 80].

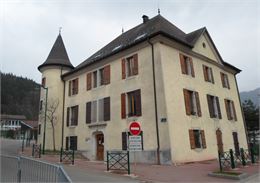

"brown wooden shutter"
[66, 107, 70, 127]
[65, 137, 69, 150]
[216, 129, 223, 153]
[183, 89, 191, 115]
[179, 54, 186, 74]
[133, 54, 138, 75]
[203, 65, 208, 81]
[121, 93, 126, 119]
[87, 73, 92, 90]
[75, 78, 79, 94]
[69, 81, 71, 96]
[210, 68, 214, 83]
[189, 130, 195, 149]
[226, 75, 230, 89]
[104, 65, 110, 85]
[232, 101, 237, 121]
[104, 97, 110, 121]
[86, 102, 91, 123]
[216, 97, 222, 119]
[225, 99, 231, 120]
[232, 132, 240, 155]
[122, 132, 127, 150]
[220, 72, 225, 87]
[190, 58, 195, 77]
[201, 130, 207, 148]
[207, 95, 214, 118]
[122, 58, 126, 79]
[195, 92, 201, 117]
[74, 105, 78, 125]
[135, 89, 142, 116]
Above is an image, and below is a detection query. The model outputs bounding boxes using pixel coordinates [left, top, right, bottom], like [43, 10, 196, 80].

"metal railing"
[107, 151, 130, 174]
[0, 155, 71, 182]
[32, 144, 41, 158]
[218, 147, 259, 171]
[60, 148, 75, 165]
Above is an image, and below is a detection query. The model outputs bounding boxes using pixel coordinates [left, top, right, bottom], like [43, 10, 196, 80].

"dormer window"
[179, 53, 195, 77]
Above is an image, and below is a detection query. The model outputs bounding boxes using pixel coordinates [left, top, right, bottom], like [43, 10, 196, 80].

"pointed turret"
[38, 34, 74, 71]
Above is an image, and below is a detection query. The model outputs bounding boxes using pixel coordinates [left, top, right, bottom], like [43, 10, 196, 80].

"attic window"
[202, 42, 206, 48]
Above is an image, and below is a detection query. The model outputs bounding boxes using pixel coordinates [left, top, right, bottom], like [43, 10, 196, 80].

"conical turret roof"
[38, 34, 74, 71]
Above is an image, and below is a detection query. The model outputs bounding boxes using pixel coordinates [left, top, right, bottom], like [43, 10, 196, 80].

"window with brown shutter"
[69, 78, 79, 95]
[104, 97, 110, 121]
[225, 99, 236, 121]
[86, 102, 91, 124]
[189, 130, 195, 149]
[122, 54, 139, 79]
[42, 77, 46, 87]
[216, 129, 224, 153]
[201, 130, 207, 149]
[183, 89, 201, 117]
[195, 92, 201, 117]
[87, 73, 92, 90]
[190, 129, 206, 149]
[232, 132, 240, 155]
[207, 95, 221, 119]
[203, 65, 214, 83]
[127, 89, 142, 117]
[71, 105, 78, 126]
[103, 65, 110, 85]
[179, 53, 195, 77]
[122, 58, 126, 79]
[121, 93, 126, 119]
[220, 72, 230, 89]
[65, 137, 69, 150]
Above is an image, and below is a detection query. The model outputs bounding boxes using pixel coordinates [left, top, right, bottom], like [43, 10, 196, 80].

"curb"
[208, 172, 248, 180]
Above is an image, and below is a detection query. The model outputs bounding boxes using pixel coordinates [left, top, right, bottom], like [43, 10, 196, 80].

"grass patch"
[213, 171, 242, 176]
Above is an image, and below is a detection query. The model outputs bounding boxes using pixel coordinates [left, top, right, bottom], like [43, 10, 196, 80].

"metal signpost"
[128, 121, 142, 175]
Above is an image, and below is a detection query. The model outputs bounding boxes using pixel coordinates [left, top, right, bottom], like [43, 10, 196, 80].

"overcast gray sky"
[0, 0, 259, 92]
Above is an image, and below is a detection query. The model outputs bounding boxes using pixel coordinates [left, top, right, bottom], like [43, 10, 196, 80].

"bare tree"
[40, 98, 59, 151]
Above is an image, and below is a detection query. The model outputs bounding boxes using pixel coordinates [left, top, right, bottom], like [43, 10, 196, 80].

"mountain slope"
[240, 87, 260, 106]
[1, 72, 40, 120]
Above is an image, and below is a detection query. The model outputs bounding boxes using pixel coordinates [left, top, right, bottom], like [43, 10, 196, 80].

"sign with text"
[128, 135, 142, 151]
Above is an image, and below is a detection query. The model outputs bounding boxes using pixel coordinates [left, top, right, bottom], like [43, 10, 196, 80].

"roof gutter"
[148, 38, 161, 165]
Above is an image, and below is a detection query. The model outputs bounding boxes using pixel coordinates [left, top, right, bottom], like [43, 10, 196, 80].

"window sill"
[88, 122, 107, 128]
[68, 125, 77, 128]
[92, 85, 106, 91]
[125, 75, 137, 80]
[193, 148, 204, 152]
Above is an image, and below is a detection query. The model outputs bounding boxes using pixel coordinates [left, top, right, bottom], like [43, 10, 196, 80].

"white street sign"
[128, 135, 142, 151]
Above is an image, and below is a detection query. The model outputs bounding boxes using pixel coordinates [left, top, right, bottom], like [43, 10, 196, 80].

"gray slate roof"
[75, 14, 205, 71]
[38, 34, 74, 71]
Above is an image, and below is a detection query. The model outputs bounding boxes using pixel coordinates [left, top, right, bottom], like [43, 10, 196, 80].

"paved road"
[0, 138, 138, 182]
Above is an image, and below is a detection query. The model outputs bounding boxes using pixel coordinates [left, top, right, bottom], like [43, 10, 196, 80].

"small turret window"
[42, 77, 46, 87]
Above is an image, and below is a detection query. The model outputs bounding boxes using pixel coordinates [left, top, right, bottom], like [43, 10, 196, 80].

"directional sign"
[128, 135, 142, 151]
[129, 122, 141, 136]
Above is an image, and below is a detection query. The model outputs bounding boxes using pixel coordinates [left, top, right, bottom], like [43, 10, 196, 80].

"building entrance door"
[96, 134, 104, 161]
[216, 129, 223, 153]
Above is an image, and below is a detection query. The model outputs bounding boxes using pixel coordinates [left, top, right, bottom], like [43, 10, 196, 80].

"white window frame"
[212, 96, 219, 118]
[92, 67, 105, 88]
[90, 98, 105, 123]
[191, 91, 198, 116]
[186, 57, 192, 76]
[69, 106, 78, 126]
[126, 56, 135, 78]
[193, 129, 203, 149]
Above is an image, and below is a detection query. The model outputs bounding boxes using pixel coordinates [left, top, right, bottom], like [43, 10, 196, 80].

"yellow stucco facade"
[38, 25, 247, 164]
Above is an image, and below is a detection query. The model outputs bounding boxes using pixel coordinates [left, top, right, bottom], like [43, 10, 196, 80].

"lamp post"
[41, 85, 48, 154]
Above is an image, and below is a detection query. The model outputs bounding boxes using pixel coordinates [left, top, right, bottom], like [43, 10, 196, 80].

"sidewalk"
[20, 147, 259, 182]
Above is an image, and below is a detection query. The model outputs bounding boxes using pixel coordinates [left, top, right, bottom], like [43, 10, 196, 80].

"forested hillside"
[1, 72, 40, 120]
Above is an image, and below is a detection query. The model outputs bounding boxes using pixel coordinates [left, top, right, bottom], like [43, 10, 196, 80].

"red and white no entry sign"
[129, 121, 141, 136]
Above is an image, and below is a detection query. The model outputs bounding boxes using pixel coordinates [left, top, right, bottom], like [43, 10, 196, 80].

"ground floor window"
[189, 129, 206, 149]
[66, 136, 77, 150]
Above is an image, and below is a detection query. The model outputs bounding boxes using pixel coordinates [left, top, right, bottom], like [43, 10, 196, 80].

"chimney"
[142, 15, 149, 23]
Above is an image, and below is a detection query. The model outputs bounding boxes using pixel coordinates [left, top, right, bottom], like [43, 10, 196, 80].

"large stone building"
[37, 14, 248, 164]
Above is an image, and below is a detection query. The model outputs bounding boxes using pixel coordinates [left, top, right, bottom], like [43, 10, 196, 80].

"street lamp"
[41, 85, 48, 155]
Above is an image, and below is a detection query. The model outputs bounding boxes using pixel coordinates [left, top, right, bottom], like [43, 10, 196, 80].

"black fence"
[218, 147, 259, 171]
[106, 151, 130, 175]
[60, 148, 75, 165]
[32, 144, 41, 158]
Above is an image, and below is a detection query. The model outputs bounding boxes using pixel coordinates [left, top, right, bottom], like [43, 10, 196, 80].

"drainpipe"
[148, 39, 161, 165]
[60, 68, 66, 149]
